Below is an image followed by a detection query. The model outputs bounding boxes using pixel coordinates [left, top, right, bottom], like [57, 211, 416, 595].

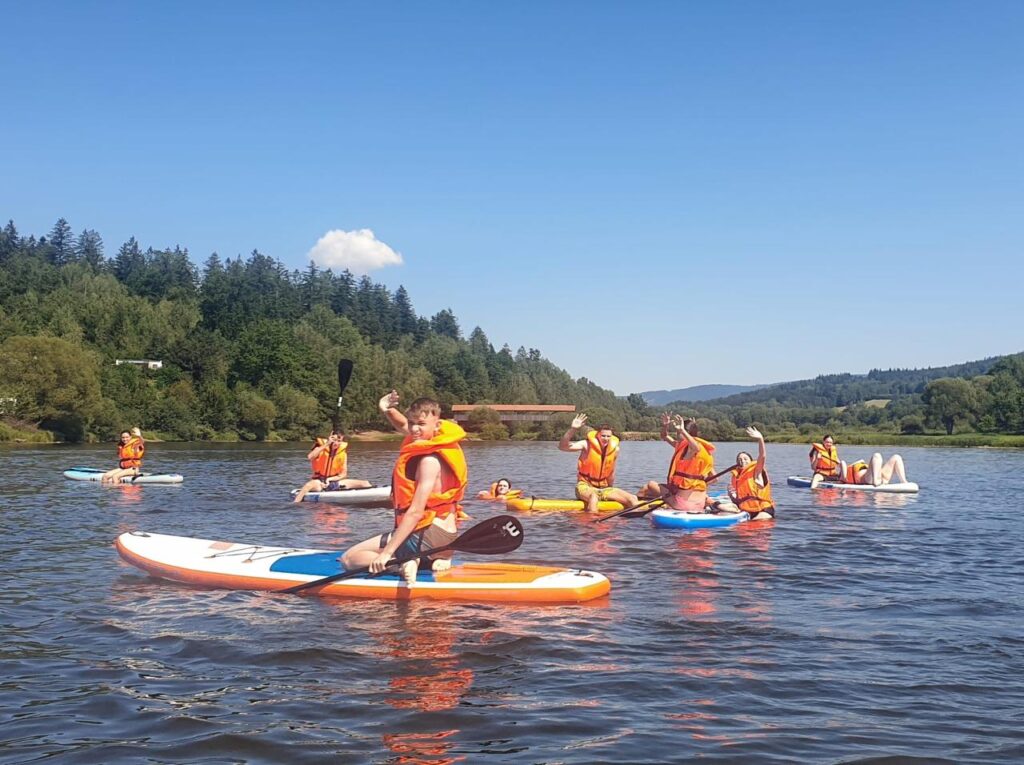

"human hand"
[671, 414, 685, 431]
[131, 427, 142, 437]
[379, 390, 400, 413]
[746, 426, 763, 440]
[660, 412, 671, 428]
[369, 551, 394, 574]
[571, 413, 588, 429]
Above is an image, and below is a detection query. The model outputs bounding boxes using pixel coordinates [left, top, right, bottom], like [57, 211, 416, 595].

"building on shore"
[451, 404, 576, 425]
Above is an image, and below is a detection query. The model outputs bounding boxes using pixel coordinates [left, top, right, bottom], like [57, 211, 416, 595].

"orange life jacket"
[667, 437, 715, 491]
[483, 483, 523, 500]
[118, 437, 144, 469]
[311, 440, 348, 480]
[730, 463, 775, 514]
[810, 443, 840, 476]
[392, 419, 469, 530]
[577, 431, 619, 488]
[845, 460, 868, 484]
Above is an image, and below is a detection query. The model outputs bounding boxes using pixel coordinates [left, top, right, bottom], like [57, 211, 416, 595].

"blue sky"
[3, 1, 1021, 395]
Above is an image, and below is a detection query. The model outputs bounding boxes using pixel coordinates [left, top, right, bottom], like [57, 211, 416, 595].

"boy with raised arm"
[559, 413, 638, 513]
[339, 390, 468, 586]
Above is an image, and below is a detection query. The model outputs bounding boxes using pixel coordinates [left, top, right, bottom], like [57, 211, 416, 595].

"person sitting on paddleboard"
[559, 413, 639, 513]
[340, 391, 468, 586]
[726, 427, 776, 520]
[843, 453, 910, 487]
[639, 414, 715, 512]
[101, 428, 145, 484]
[476, 478, 522, 501]
[293, 429, 373, 503]
[809, 434, 846, 488]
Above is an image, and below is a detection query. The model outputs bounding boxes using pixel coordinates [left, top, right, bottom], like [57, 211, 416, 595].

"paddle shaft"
[596, 463, 740, 521]
[333, 359, 354, 430]
[284, 515, 524, 594]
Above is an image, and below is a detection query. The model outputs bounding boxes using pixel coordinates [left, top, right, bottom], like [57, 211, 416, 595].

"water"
[2, 440, 1023, 763]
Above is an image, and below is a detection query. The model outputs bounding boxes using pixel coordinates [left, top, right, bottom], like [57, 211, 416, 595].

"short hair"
[331, 428, 346, 438]
[684, 418, 699, 436]
[597, 424, 613, 432]
[406, 397, 442, 419]
[823, 433, 834, 441]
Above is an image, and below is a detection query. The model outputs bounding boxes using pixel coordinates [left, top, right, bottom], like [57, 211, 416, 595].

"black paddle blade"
[449, 515, 524, 556]
[337, 359, 354, 397]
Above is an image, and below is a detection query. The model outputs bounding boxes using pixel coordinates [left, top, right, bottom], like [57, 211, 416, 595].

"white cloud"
[307, 228, 403, 274]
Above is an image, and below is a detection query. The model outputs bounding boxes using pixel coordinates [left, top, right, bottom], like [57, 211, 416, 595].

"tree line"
[659, 354, 1024, 439]
[0, 218, 656, 441]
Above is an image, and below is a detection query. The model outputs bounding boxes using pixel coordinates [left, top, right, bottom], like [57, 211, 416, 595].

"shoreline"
[3, 421, 1023, 448]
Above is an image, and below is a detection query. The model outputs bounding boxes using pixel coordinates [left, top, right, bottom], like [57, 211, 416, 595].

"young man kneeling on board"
[560, 413, 638, 513]
[340, 391, 468, 586]
[293, 430, 372, 503]
[639, 415, 716, 512]
[723, 427, 776, 520]
[101, 428, 145, 484]
[844, 453, 909, 487]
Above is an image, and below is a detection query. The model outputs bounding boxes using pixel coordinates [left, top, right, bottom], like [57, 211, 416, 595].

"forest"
[0, 218, 655, 442]
[2, 218, 1022, 443]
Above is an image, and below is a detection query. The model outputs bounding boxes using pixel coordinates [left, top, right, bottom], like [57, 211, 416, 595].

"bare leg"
[638, 481, 662, 499]
[399, 559, 419, 585]
[339, 533, 389, 570]
[604, 487, 638, 509]
[865, 453, 883, 486]
[293, 479, 324, 503]
[334, 478, 373, 490]
[879, 454, 907, 484]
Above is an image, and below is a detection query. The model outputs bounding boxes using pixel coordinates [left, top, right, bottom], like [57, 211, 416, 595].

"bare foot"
[431, 558, 452, 573]
[399, 559, 419, 586]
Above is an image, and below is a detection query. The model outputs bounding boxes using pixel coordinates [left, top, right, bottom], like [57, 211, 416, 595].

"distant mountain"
[680, 354, 1015, 410]
[641, 383, 773, 406]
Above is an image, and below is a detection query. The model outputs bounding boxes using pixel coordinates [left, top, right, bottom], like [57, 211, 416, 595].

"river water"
[1, 440, 1022, 763]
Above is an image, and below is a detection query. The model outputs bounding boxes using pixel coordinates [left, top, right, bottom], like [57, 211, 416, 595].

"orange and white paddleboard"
[115, 531, 611, 603]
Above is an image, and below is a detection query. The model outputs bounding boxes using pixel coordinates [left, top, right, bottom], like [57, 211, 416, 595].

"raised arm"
[660, 411, 678, 446]
[378, 390, 409, 434]
[746, 426, 767, 473]
[671, 415, 702, 451]
[559, 413, 588, 452]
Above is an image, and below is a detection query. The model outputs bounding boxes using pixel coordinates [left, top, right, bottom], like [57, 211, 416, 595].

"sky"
[2, 1, 1022, 395]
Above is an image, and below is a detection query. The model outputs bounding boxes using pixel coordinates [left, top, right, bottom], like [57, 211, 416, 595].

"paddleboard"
[505, 496, 625, 512]
[290, 485, 392, 505]
[786, 476, 919, 493]
[64, 467, 184, 485]
[115, 531, 611, 603]
[650, 508, 750, 529]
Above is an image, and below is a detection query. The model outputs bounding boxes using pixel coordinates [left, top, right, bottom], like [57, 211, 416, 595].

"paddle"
[596, 464, 741, 521]
[594, 493, 666, 522]
[333, 358, 354, 430]
[283, 514, 525, 594]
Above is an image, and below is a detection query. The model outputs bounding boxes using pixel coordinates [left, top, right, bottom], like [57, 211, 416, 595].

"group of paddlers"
[104, 394, 910, 586]
[556, 412, 777, 520]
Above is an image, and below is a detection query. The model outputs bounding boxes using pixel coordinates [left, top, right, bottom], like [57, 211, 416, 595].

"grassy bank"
[0, 420, 55, 443]
[760, 432, 1024, 448]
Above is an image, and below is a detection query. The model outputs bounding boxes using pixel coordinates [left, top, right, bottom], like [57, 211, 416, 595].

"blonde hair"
[406, 397, 442, 419]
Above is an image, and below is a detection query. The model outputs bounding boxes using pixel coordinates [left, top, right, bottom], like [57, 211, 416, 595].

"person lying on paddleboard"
[101, 428, 145, 484]
[638, 414, 715, 512]
[842, 453, 910, 487]
[293, 429, 372, 503]
[559, 413, 638, 513]
[476, 478, 522, 501]
[809, 434, 846, 488]
[340, 391, 468, 586]
[725, 427, 776, 520]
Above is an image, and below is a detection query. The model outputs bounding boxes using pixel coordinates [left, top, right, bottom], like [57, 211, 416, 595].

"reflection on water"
[2, 441, 1024, 762]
